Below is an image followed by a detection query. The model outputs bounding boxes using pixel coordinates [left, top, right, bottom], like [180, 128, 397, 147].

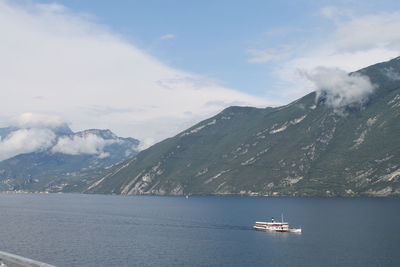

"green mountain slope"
[88, 57, 400, 196]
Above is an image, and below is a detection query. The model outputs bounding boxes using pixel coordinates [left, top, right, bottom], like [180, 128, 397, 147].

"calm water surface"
[0, 194, 399, 266]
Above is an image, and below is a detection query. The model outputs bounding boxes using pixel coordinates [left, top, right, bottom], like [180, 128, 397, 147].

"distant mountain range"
[86, 57, 400, 197]
[0, 127, 140, 192]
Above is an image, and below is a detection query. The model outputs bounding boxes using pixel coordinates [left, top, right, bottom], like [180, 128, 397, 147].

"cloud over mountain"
[51, 134, 116, 156]
[0, 113, 131, 161]
[0, 128, 55, 161]
[303, 67, 376, 109]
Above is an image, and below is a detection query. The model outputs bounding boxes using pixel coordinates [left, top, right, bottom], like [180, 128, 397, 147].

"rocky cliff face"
[86, 57, 399, 196]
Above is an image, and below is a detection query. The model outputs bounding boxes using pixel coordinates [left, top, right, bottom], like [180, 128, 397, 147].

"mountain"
[0, 128, 140, 192]
[87, 57, 400, 197]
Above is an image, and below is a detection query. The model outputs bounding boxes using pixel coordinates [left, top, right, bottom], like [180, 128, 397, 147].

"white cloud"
[51, 133, 115, 155]
[247, 49, 276, 63]
[0, 1, 268, 141]
[247, 46, 293, 64]
[303, 67, 376, 109]
[0, 112, 70, 161]
[320, 6, 353, 21]
[266, 9, 400, 101]
[0, 111, 133, 160]
[12, 113, 66, 129]
[137, 137, 155, 151]
[0, 128, 55, 161]
[160, 34, 175, 40]
[333, 12, 400, 52]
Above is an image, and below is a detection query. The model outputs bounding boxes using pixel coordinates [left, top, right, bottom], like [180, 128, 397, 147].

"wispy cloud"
[333, 12, 400, 53]
[259, 8, 400, 101]
[320, 6, 353, 21]
[160, 33, 176, 40]
[0, 1, 269, 141]
[247, 49, 276, 63]
[247, 46, 293, 64]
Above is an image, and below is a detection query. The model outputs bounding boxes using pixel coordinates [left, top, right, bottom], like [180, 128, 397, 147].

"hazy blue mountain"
[0, 128, 140, 192]
[87, 57, 400, 197]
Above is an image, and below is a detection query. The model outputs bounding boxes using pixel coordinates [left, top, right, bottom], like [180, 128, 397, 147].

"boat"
[253, 215, 302, 233]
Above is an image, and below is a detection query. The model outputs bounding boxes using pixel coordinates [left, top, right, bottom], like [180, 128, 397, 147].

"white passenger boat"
[253, 216, 302, 233]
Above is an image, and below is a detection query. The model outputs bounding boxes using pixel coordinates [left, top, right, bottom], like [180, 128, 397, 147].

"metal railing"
[0, 251, 56, 267]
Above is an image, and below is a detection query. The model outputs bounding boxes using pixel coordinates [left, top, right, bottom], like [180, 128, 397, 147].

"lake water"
[0, 194, 399, 266]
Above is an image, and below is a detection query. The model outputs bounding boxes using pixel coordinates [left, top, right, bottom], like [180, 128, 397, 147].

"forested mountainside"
[87, 57, 400, 197]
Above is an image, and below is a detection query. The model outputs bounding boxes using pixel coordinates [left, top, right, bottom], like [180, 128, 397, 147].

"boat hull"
[253, 221, 301, 233]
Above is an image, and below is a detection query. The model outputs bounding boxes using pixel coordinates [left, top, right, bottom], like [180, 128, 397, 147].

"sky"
[1, 0, 400, 145]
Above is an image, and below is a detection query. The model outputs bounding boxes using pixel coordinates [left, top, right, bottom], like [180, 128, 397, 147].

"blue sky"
[24, 1, 325, 98]
[31, 0, 400, 98]
[1, 0, 400, 143]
